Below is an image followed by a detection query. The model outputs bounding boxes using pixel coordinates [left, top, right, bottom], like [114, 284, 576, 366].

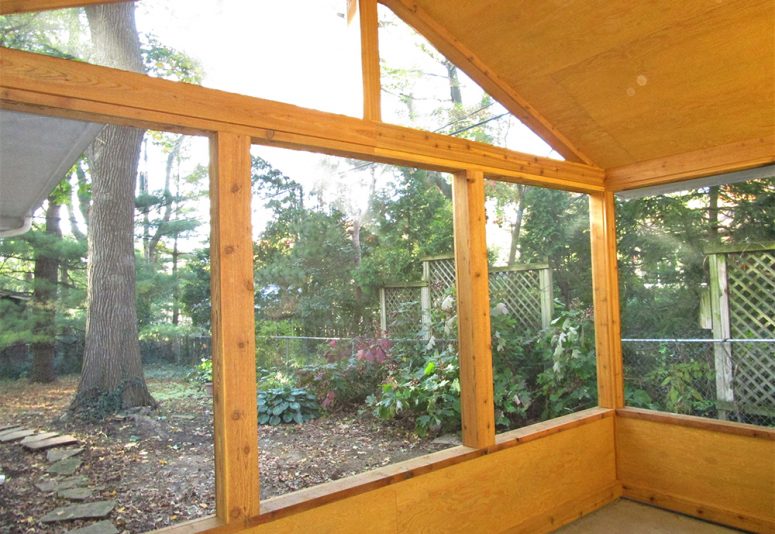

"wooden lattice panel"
[489, 269, 542, 330]
[727, 250, 775, 411]
[427, 258, 456, 307]
[383, 286, 423, 337]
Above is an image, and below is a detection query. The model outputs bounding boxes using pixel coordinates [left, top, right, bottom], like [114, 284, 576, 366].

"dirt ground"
[0, 367, 447, 533]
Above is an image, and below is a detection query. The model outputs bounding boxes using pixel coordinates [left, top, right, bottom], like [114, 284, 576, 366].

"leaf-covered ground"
[0, 366, 446, 533]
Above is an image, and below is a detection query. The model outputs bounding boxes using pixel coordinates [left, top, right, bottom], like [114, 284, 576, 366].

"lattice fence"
[380, 256, 552, 337]
[723, 248, 774, 415]
[708, 244, 774, 421]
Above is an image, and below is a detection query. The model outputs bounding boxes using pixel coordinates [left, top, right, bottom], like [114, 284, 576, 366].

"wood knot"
[231, 410, 241, 420]
[224, 245, 235, 254]
[231, 184, 240, 193]
[230, 507, 242, 520]
[243, 445, 251, 455]
[265, 130, 275, 140]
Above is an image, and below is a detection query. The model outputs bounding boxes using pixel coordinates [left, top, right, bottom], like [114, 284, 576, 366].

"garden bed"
[0, 367, 446, 533]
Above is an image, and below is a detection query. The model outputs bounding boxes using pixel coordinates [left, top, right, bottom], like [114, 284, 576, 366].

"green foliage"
[189, 358, 212, 384]
[536, 305, 598, 419]
[368, 347, 461, 437]
[258, 386, 320, 425]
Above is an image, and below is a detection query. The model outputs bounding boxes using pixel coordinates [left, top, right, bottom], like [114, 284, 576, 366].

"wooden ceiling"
[387, 0, 775, 170]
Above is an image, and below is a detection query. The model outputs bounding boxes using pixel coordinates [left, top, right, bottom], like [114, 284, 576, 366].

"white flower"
[425, 336, 436, 351]
[491, 302, 508, 316]
[441, 295, 455, 312]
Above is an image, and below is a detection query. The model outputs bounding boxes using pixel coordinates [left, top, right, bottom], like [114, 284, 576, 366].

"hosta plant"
[258, 386, 320, 425]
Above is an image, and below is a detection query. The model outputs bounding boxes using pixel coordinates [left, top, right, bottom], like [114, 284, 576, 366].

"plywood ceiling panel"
[406, 0, 775, 168]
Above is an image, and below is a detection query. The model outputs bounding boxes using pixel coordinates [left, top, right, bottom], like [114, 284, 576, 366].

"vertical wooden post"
[589, 191, 624, 409]
[452, 169, 495, 448]
[209, 131, 260, 522]
[379, 287, 387, 335]
[709, 253, 734, 418]
[348, 0, 381, 121]
[538, 267, 553, 329]
[421, 260, 432, 338]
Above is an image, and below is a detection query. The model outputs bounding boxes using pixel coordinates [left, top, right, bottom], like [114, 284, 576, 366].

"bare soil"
[0, 367, 446, 533]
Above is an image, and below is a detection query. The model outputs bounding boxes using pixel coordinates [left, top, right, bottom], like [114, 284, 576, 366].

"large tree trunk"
[74, 3, 155, 409]
[507, 184, 526, 266]
[30, 196, 62, 383]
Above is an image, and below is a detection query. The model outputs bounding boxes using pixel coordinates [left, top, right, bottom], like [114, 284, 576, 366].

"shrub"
[189, 358, 212, 384]
[258, 386, 320, 425]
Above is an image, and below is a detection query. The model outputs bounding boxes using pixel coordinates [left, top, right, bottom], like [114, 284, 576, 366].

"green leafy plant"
[368, 348, 461, 437]
[189, 358, 212, 384]
[536, 304, 597, 419]
[258, 386, 320, 425]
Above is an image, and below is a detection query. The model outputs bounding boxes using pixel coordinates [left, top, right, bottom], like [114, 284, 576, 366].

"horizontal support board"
[0, 48, 605, 192]
[606, 135, 775, 192]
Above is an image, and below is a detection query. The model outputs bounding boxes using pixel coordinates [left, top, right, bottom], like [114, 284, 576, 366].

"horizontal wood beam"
[381, 0, 595, 166]
[0, 0, 130, 15]
[605, 135, 775, 192]
[0, 48, 604, 191]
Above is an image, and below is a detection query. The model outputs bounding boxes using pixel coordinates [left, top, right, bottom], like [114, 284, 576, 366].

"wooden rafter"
[0, 47, 605, 191]
[380, 0, 595, 166]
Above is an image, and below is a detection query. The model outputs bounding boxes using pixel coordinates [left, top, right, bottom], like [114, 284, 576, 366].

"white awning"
[0, 110, 103, 236]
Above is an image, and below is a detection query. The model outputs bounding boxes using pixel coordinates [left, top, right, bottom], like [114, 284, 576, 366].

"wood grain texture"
[617, 415, 775, 531]
[381, 0, 593, 165]
[0, 48, 605, 192]
[348, 0, 381, 121]
[209, 132, 260, 523]
[617, 407, 775, 441]
[240, 417, 616, 534]
[452, 169, 495, 448]
[589, 191, 624, 408]
[606, 135, 775, 192]
[399, 0, 775, 169]
[0, 0, 128, 15]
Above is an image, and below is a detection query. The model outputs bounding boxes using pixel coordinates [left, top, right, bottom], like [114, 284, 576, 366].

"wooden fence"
[380, 256, 552, 338]
[706, 243, 774, 420]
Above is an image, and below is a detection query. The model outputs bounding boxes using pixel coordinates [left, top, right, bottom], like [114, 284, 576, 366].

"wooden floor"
[556, 500, 740, 533]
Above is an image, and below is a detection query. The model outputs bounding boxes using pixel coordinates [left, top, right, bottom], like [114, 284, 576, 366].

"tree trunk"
[75, 3, 155, 410]
[507, 185, 526, 266]
[30, 197, 62, 383]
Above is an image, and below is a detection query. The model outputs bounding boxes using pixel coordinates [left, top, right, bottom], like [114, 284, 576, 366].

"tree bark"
[75, 2, 154, 409]
[30, 196, 62, 383]
[507, 185, 526, 266]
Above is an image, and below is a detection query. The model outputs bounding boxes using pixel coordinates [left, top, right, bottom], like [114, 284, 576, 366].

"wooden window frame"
[2, 2, 770, 531]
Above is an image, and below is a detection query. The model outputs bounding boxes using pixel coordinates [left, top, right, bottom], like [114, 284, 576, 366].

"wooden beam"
[605, 135, 775, 192]
[0, 48, 605, 192]
[210, 131, 260, 523]
[0, 0, 130, 15]
[380, 0, 595, 166]
[348, 0, 381, 121]
[452, 169, 495, 448]
[589, 191, 624, 409]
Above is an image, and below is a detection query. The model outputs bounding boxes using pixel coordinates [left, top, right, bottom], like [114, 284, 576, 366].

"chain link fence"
[622, 338, 774, 426]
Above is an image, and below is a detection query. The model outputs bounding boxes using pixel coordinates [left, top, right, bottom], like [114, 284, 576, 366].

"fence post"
[538, 267, 553, 329]
[709, 252, 734, 419]
[379, 287, 387, 335]
[421, 260, 432, 338]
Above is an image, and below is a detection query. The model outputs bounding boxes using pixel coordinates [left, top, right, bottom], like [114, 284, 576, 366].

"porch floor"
[556, 499, 740, 533]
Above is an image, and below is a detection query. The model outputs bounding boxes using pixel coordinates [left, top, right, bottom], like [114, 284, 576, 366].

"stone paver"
[48, 457, 82, 476]
[36, 475, 89, 493]
[40, 500, 116, 523]
[65, 520, 118, 534]
[47, 447, 84, 463]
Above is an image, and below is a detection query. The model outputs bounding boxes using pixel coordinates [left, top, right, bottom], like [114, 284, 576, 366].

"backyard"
[0, 365, 448, 533]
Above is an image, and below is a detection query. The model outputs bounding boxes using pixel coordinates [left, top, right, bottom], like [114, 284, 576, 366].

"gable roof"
[387, 0, 775, 170]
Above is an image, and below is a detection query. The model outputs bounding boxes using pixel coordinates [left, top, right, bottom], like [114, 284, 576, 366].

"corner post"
[589, 191, 625, 408]
[452, 169, 495, 448]
[209, 131, 260, 522]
